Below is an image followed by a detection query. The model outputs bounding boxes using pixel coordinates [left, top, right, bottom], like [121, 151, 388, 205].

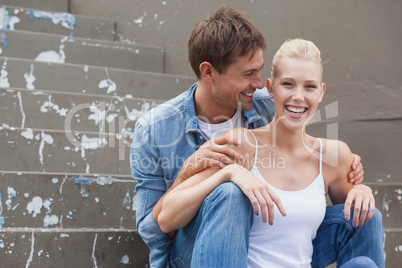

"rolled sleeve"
[137, 210, 171, 249]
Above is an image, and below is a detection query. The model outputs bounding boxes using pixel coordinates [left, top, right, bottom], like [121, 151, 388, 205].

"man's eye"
[306, 85, 317, 89]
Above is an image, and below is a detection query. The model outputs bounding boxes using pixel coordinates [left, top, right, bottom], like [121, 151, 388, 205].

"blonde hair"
[271, 38, 323, 84]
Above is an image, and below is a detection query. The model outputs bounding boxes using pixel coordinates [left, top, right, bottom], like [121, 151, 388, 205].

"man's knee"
[213, 182, 247, 201]
[371, 208, 383, 225]
[208, 182, 253, 214]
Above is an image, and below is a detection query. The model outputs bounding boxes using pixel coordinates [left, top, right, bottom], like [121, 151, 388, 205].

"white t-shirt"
[197, 110, 243, 140]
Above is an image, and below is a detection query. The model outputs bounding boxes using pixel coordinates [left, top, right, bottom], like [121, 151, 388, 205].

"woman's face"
[268, 57, 325, 132]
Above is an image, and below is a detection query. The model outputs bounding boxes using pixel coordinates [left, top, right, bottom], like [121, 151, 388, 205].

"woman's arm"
[326, 140, 375, 227]
[157, 128, 286, 233]
[157, 167, 229, 233]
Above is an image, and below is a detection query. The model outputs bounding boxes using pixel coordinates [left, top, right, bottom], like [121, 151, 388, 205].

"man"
[131, 5, 383, 268]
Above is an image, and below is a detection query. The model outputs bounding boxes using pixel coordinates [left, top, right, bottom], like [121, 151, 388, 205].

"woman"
[158, 39, 378, 267]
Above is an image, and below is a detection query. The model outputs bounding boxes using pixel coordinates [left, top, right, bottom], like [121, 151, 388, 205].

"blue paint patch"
[0, 31, 8, 48]
[80, 186, 89, 199]
[0, 192, 4, 228]
[67, 211, 73, 219]
[29, 11, 76, 30]
[74, 176, 92, 185]
[123, 190, 131, 209]
[0, 8, 12, 30]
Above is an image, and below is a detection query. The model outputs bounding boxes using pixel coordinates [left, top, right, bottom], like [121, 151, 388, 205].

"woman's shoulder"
[320, 138, 353, 170]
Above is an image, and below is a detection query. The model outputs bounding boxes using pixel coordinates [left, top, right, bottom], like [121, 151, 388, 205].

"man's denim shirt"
[130, 83, 275, 267]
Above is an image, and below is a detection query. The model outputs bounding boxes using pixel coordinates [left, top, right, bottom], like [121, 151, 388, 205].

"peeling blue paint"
[74, 176, 91, 185]
[29, 11, 76, 31]
[0, 7, 20, 31]
[0, 192, 5, 228]
[0, 31, 8, 48]
[123, 190, 131, 209]
[67, 211, 73, 219]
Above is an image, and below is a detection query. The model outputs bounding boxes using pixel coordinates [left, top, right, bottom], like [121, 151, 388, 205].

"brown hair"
[188, 5, 266, 79]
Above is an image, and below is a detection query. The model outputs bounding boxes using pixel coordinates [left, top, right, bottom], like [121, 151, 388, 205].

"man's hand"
[176, 132, 244, 183]
[343, 184, 375, 227]
[348, 154, 364, 185]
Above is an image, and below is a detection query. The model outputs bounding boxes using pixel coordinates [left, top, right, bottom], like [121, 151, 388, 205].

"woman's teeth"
[286, 105, 307, 114]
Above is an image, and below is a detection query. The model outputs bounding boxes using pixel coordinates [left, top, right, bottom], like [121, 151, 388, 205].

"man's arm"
[327, 141, 375, 227]
[151, 132, 243, 237]
[131, 120, 171, 249]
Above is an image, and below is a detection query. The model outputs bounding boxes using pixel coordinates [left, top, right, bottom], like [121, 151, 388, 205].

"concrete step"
[383, 228, 402, 267]
[0, 87, 163, 133]
[0, 127, 131, 175]
[0, 30, 164, 72]
[367, 183, 402, 229]
[0, 172, 136, 229]
[306, 120, 402, 184]
[0, 0, 68, 13]
[0, 228, 149, 267]
[0, 5, 116, 41]
[0, 57, 195, 99]
[0, 227, 399, 267]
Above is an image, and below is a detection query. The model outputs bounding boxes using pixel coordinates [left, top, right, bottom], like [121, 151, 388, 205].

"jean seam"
[195, 193, 212, 267]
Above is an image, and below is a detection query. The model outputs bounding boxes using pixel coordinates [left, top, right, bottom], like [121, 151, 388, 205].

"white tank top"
[247, 133, 326, 268]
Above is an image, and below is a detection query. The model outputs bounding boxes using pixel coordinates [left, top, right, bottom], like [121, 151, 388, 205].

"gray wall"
[70, 0, 402, 183]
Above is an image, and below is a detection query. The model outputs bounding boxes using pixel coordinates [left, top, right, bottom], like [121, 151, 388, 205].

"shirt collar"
[185, 83, 199, 134]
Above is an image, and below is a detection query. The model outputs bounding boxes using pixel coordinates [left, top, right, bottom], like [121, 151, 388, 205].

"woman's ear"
[319, 83, 326, 103]
[199, 62, 214, 83]
[267, 78, 274, 99]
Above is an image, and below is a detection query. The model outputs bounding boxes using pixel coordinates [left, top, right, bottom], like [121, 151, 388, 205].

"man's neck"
[194, 82, 236, 124]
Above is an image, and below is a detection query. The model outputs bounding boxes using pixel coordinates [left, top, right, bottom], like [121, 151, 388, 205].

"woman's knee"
[341, 256, 378, 268]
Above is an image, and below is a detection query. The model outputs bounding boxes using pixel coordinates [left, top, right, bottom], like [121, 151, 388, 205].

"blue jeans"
[340, 256, 379, 268]
[169, 186, 384, 268]
[169, 182, 254, 267]
[312, 204, 385, 268]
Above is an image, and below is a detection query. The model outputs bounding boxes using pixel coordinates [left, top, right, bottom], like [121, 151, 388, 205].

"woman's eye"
[283, 82, 293, 86]
[306, 85, 317, 89]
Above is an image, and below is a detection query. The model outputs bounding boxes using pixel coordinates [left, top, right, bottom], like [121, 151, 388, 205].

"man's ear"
[199, 62, 214, 83]
[267, 78, 274, 99]
[319, 83, 326, 103]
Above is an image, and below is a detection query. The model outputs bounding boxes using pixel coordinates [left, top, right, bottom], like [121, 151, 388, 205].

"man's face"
[210, 49, 265, 117]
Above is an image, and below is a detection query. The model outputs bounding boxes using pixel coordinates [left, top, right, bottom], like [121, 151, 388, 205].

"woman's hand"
[223, 164, 286, 225]
[343, 184, 375, 227]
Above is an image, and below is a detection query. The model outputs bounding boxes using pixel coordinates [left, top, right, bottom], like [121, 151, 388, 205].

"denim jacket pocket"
[169, 257, 189, 268]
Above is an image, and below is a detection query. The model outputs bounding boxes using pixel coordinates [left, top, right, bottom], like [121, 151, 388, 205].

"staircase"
[0, 1, 194, 267]
[0, 1, 401, 268]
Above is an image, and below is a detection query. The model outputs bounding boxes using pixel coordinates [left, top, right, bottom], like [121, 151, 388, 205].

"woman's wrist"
[221, 164, 243, 182]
